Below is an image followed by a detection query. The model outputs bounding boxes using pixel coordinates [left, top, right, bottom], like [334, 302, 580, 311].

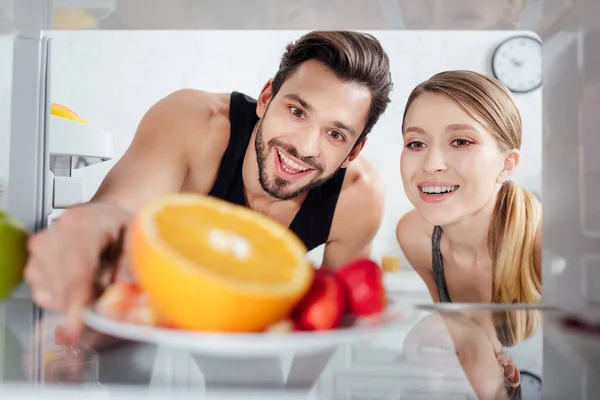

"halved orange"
[129, 193, 314, 332]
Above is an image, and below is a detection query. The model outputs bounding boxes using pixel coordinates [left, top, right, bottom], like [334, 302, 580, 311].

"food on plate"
[96, 261, 388, 334]
[127, 193, 313, 332]
[335, 258, 387, 317]
[291, 269, 347, 331]
[95, 282, 162, 326]
[93, 194, 389, 333]
[0, 209, 29, 302]
[50, 103, 89, 124]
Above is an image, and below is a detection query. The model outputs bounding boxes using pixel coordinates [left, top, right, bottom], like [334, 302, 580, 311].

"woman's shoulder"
[396, 209, 434, 273]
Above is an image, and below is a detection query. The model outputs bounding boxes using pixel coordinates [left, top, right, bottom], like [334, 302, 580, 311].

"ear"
[496, 149, 520, 183]
[256, 79, 274, 118]
[341, 137, 367, 168]
[497, 353, 521, 388]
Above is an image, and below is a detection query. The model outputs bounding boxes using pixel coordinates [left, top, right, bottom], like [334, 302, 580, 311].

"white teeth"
[420, 185, 457, 194]
[278, 150, 309, 172]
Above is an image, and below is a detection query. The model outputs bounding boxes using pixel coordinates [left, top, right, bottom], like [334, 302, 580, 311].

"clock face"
[492, 35, 542, 93]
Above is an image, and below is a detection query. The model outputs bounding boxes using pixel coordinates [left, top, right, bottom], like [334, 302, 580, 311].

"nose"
[423, 146, 448, 174]
[296, 127, 321, 157]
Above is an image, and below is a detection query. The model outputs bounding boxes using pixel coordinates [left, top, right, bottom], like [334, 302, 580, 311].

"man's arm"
[91, 89, 220, 213]
[321, 163, 386, 270]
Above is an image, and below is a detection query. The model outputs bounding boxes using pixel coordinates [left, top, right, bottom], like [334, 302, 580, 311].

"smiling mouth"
[419, 185, 459, 195]
[276, 149, 315, 174]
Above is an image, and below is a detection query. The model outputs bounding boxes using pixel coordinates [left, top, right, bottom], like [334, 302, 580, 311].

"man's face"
[254, 59, 372, 200]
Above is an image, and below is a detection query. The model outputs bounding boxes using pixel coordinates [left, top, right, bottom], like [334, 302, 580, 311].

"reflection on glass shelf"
[0, 304, 549, 399]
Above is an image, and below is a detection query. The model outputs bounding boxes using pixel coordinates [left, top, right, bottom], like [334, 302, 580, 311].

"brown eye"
[328, 131, 344, 141]
[407, 141, 426, 149]
[452, 139, 473, 147]
[290, 107, 304, 119]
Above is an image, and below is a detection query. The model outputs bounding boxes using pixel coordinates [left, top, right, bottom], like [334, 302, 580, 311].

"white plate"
[82, 303, 415, 357]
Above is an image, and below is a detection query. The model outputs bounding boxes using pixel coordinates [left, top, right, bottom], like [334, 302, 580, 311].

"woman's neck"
[440, 192, 499, 266]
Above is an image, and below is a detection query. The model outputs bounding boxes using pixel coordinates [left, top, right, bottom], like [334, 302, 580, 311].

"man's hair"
[271, 31, 393, 144]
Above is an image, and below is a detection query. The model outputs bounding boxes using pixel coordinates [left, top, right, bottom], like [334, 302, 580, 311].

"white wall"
[46, 30, 542, 270]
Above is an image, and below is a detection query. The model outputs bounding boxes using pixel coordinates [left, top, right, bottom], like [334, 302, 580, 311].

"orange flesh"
[154, 205, 297, 284]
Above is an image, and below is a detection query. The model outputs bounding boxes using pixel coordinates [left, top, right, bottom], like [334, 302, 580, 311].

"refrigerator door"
[2, 0, 52, 234]
[0, 0, 53, 385]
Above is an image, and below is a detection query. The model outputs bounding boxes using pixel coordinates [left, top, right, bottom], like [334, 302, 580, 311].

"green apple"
[0, 210, 29, 303]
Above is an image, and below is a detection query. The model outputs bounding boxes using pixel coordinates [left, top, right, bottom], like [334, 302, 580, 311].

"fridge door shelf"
[53, 0, 117, 23]
[48, 115, 114, 160]
[52, 175, 83, 209]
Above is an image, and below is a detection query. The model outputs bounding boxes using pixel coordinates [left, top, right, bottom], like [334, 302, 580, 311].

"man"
[25, 30, 393, 335]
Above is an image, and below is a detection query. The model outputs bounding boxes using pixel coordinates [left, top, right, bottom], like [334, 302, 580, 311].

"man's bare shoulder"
[149, 89, 232, 158]
[339, 156, 386, 210]
[153, 89, 230, 132]
[329, 156, 385, 241]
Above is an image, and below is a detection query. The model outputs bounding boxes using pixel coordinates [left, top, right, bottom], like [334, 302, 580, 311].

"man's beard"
[254, 119, 339, 201]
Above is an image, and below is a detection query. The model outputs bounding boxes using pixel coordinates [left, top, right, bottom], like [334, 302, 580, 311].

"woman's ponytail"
[488, 181, 542, 304]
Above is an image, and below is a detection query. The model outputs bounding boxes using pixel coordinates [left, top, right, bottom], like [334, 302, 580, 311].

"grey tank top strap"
[432, 225, 452, 303]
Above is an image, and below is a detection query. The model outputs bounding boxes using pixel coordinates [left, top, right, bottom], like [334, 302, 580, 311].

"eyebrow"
[446, 124, 478, 133]
[283, 93, 312, 111]
[403, 124, 479, 136]
[332, 121, 358, 137]
[284, 93, 358, 137]
[403, 126, 425, 136]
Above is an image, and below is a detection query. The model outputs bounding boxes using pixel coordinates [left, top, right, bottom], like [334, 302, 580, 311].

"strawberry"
[292, 269, 347, 331]
[335, 258, 386, 317]
[95, 282, 139, 320]
[96, 282, 161, 326]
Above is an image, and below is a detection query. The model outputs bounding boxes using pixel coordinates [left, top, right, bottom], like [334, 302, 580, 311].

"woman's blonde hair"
[402, 70, 542, 304]
[495, 309, 542, 347]
[496, 309, 542, 400]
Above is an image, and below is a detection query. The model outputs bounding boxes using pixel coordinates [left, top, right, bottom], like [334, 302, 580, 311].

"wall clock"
[519, 370, 542, 399]
[492, 35, 543, 94]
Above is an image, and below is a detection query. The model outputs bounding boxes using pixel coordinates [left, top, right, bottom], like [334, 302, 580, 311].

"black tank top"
[207, 91, 347, 252]
[432, 225, 452, 302]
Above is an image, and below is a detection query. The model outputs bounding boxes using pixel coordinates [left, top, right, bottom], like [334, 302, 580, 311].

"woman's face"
[402, 312, 521, 399]
[400, 92, 518, 227]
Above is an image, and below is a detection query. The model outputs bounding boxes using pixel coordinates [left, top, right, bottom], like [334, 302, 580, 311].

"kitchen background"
[45, 29, 542, 272]
[0, 26, 545, 391]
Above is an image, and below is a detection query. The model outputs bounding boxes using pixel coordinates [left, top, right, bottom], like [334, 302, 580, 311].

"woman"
[402, 308, 541, 399]
[396, 70, 542, 304]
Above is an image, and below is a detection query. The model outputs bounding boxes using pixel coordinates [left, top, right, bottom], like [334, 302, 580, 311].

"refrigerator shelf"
[48, 115, 114, 160]
[53, 0, 117, 22]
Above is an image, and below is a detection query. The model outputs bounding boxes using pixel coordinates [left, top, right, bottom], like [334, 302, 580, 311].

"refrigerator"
[0, 0, 599, 393]
[0, 0, 115, 385]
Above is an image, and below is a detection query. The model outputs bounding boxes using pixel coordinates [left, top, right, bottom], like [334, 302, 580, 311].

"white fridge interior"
[0, 0, 597, 394]
[0, 0, 115, 385]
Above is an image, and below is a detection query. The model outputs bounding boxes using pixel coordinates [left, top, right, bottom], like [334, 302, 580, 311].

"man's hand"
[24, 203, 133, 338]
